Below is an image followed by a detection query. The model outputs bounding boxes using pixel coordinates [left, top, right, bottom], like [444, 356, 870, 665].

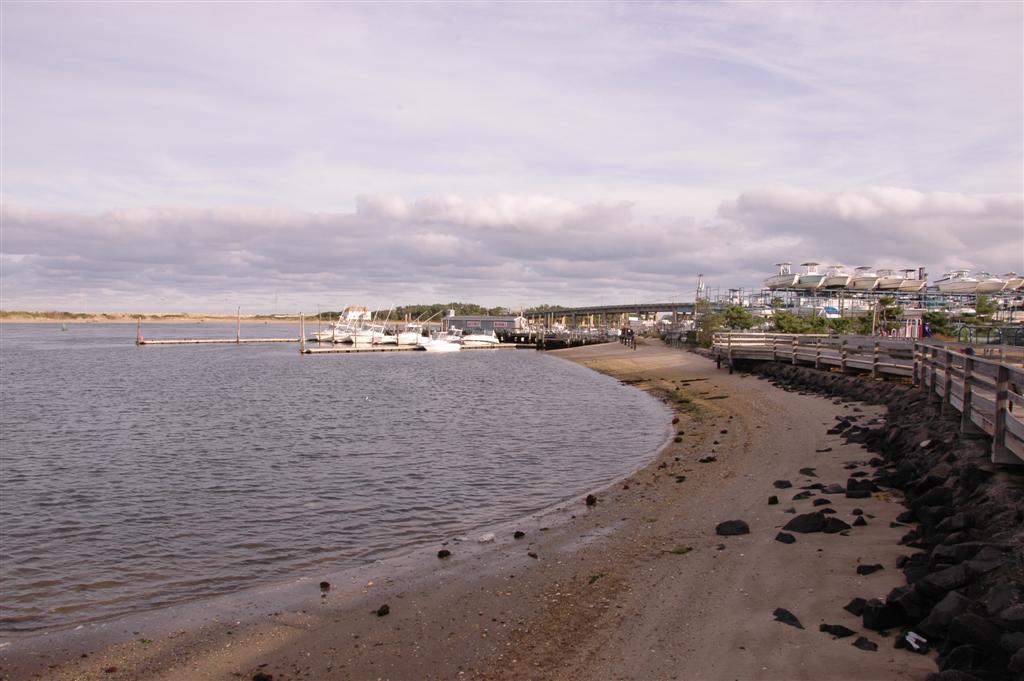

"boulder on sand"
[716, 520, 750, 536]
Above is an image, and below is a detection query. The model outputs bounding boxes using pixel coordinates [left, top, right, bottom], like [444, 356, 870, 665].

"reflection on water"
[0, 323, 668, 634]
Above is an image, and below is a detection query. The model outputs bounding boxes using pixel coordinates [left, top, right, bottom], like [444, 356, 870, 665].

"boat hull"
[849, 277, 879, 290]
[976, 280, 1007, 294]
[764, 274, 798, 289]
[823, 275, 851, 288]
[936, 281, 979, 294]
[423, 341, 461, 352]
[793, 274, 826, 289]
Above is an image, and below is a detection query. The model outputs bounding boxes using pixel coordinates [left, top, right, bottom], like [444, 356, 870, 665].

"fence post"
[872, 340, 880, 378]
[912, 341, 920, 387]
[960, 356, 984, 435]
[772, 337, 778, 362]
[791, 336, 797, 365]
[815, 337, 822, 370]
[928, 347, 940, 403]
[992, 364, 1015, 464]
[942, 349, 953, 414]
[840, 339, 848, 373]
[727, 334, 734, 374]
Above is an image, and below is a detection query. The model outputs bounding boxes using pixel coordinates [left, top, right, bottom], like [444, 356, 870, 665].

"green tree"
[922, 311, 953, 337]
[723, 304, 755, 330]
[975, 295, 998, 320]
[696, 312, 724, 347]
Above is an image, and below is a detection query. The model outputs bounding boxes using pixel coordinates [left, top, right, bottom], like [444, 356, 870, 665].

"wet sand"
[1, 340, 935, 680]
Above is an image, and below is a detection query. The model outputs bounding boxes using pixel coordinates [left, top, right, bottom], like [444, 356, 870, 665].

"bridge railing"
[711, 332, 1024, 465]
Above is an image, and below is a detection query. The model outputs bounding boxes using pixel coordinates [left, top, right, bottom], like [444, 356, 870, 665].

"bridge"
[523, 302, 696, 328]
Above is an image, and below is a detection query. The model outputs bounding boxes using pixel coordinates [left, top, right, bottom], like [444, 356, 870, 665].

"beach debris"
[862, 598, 903, 631]
[252, 674, 274, 681]
[773, 480, 792, 489]
[672, 417, 679, 424]
[585, 494, 597, 506]
[896, 630, 929, 654]
[673, 436, 683, 443]
[772, 607, 804, 629]
[715, 520, 750, 536]
[527, 551, 538, 559]
[675, 475, 686, 483]
[667, 546, 693, 555]
[437, 549, 452, 559]
[857, 564, 884, 576]
[851, 508, 864, 515]
[812, 498, 832, 506]
[768, 495, 779, 505]
[319, 581, 331, 593]
[774, 532, 796, 544]
[478, 533, 496, 543]
[588, 573, 605, 584]
[375, 604, 390, 617]
[783, 512, 826, 533]
[844, 597, 868, 616]
[819, 623, 856, 639]
[513, 531, 525, 539]
[698, 456, 717, 463]
[104, 668, 118, 675]
[799, 467, 817, 477]
[822, 483, 845, 494]
[852, 636, 878, 651]
[720, 429, 728, 434]
[792, 491, 814, 500]
[815, 447, 833, 453]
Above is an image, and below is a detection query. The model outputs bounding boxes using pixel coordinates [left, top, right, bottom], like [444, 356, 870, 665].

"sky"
[2, 1, 1022, 313]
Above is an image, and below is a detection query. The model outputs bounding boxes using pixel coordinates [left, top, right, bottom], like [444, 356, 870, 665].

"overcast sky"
[2, 2, 1022, 313]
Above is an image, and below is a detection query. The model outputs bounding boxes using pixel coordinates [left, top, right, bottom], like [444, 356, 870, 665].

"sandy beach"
[1, 340, 936, 681]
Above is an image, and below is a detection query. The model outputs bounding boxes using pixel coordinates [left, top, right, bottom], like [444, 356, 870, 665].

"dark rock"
[716, 520, 750, 536]
[698, 456, 717, 463]
[924, 672, 984, 681]
[852, 636, 878, 651]
[772, 607, 803, 629]
[940, 644, 981, 671]
[812, 498, 832, 506]
[965, 546, 1006, 576]
[822, 517, 852, 533]
[768, 495, 779, 505]
[252, 674, 274, 681]
[844, 597, 867, 616]
[585, 494, 597, 506]
[887, 586, 927, 621]
[816, 447, 833, 453]
[911, 474, 945, 495]
[773, 480, 793, 489]
[912, 485, 953, 509]
[783, 512, 825, 533]
[674, 436, 682, 443]
[850, 471, 869, 478]
[799, 467, 817, 477]
[792, 491, 814, 500]
[819, 623, 856, 638]
[918, 591, 975, 639]
[918, 505, 954, 526]
[802, 483, 826, 490]
[823, 483, 845, 494]
[845, 490, 872, 499]
[672, 416, 679, 424]
[775, 532, 796, 544]
[851, 508, 864, 516]
[1002, 631, 1024, 655]
[857, 564, 884, 575]
[983, 582, 1019, 617]
[527, 551, 538, 559]
[513, 530, 525, 539]
[437, 549, 451, 559]
[375, 604, 390, 617]
[896, 509, 917, 524]
[998, 604, 1024, 632]
[720, 429, 728, 434]
[935, 513, 971, 534]
[862, 598, 905, 631]
[853, 516, 868, 527]
[901, 553, 932, 583]
[1010, 648, 1024, 674]
[820, 507, 837, 515]
[918, 564, 972, 598]
[947, 613, 1004, 653]
[319, 581, 331, 592]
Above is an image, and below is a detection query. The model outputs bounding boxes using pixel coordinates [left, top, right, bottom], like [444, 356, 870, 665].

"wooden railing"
[711, 333, 1024, 465]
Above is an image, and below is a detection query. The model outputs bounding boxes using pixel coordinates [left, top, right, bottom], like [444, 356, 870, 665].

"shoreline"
[1, 340, 937, 680]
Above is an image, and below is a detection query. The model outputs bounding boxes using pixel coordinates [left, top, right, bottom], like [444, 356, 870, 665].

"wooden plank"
[969, 410, 996, 436]
[1004, 414, 1024, 441]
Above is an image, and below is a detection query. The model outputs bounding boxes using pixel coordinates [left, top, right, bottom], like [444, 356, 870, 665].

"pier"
[711, 332, 1024, 465]
[135, 316, 299, 345]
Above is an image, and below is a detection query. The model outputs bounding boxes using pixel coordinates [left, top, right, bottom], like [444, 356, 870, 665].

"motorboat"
[934, 270, 979, 294]
[897, 269, 927, 292]
[976, 272, 1008, 294]
[764, 263, 798, 289]
[822, 265, 851, 289]
[794, 262, 826, 289]
[461, 329, 500, 348]
[849, 266, 880, 290]
[1000, 272, 1024, 291]
[397, 323, 426, 346]
[352, 324, 394, 344]
[423, 329, 462, 352]
[875, 269, 906, 291]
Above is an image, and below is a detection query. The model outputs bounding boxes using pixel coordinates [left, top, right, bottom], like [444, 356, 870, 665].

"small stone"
[792, 491, 814, 500]
[252, 674, 273, 681]
[375, 604, 390, 617]
[857, 564, 884, 576]
[773, 480, 793, 489]
[820, 623, 856, 639]
[775, 532, 796, 544]
[672, 417, 679, 424]
[437, 549, 451, 559]
[851, 508, 863, 515]
[674, 436, 682, 443]
[478, 533, 496, 543]
[845, 597, 867, 616]
[585, 494, 597, 506]
[822, 517, 852, 533]
[513, 530, 525, 539]
[812, 498, 832, 507]
[773, 607, 804, 629]
[852, 636, 878, 651]
[715, 520, 750, 536]
[698, 456, 717, 463]
[768, 495, 779, 505]
[799, 467, 817, 477]
[853, 516, 868, 527]
[104, 669, 118, 675]
[783, 512, 825, 533]
[319, 581, 331, 592]
[527, 551, 538, 559]
[816, 447, 833, 453]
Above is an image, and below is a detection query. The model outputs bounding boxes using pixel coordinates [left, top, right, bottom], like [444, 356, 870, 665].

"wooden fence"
[711, 333, 1024, 465]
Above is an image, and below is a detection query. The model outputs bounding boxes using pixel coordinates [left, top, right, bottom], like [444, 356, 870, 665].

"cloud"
[2, 187, 1020, 313]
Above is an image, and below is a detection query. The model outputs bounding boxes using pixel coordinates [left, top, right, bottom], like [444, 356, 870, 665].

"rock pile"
[743, 361, 1023, 680]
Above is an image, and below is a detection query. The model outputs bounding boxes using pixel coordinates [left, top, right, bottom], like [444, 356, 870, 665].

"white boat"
[934, 270, 980, 294]
[975, 272, 1007, 294]
[423, 329, 462, 352]
[764, 262, 798, 289]
[794, 262, 826, 289]
[461, 330, 500, 348]
[897, 269, 927, 292]
[849, 266, 880, 291]
[1000, 272, 1024, 292]
[397, 323, 426, 346]
[822, 265, 851, 289]
[875, 269, 907, 291]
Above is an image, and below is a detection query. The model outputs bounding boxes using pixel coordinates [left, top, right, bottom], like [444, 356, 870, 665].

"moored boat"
[461, 330, 500, 348]
[822, 265, 851, 289]
[875, 269, 906, 291]
[1000, 272, 1024, 292]
[897, 269, 927, 292]
[765, 263, 798, 289]
[976, 272, 1007, 293]
[934, 270, 980, 294]
[794, 262, 826, 289]
[423, 329, 462, 352]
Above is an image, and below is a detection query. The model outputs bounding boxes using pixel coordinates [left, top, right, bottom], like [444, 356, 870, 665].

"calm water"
[0, 323, 669, 636]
